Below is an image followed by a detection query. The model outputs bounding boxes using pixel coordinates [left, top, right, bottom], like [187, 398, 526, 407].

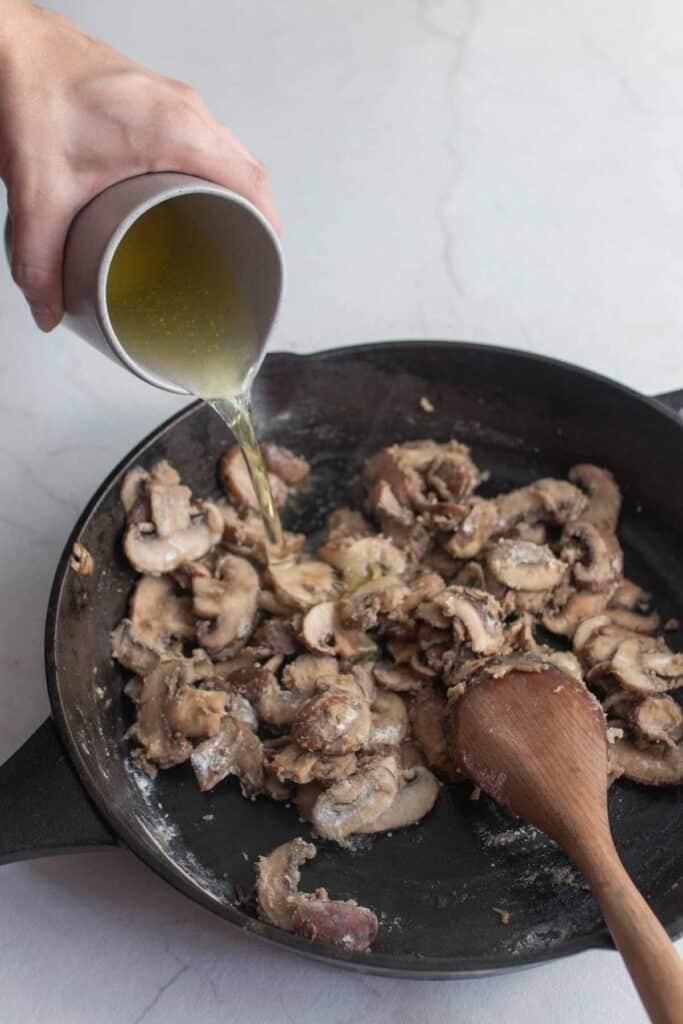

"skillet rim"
[44, 339, 683, 978]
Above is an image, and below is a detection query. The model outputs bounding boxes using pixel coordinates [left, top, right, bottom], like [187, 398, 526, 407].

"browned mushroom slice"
[409, 687, 460, 781]
[576, 621, 662, 669]
[219, 445, 288, 510]
[229, 665, 304, 728]
[607, 737, 683, 786]
[266, 559, 338, 611]
[366, 480, 422, 549]
[268, 742, 358, 785]
[126, 661, 192, 769]
[560, 521, 623, 592]
[487, 540, 567, 592]
[503, 614, 539, 654]
[317, 535, 407, 585]
[256, 838, 317, 929]
[568, 464, 621, 532]
[111, 621, 171, 675]
[220, 503, 305, 563]
[368, 690, 409, 749]
[362, 766, 440, 833]
[373, 662, 425, 693]
[128, 575, 195, 649]
[295, 781, 324, 823]
[338, 576, 406, 630]
[190, 715, 264, 796]
[120, 465, 151, 519]
[292, 686, 371, 755]
[454, 561, 486, 589]
[433, 586, 505, 655]
[251, 617, 300, 657]
[300, 601, 376, 659]
[631, 695, 683, 748]
[261, 443, 310, 485]
[443, 498, 498, 560]
[148, 480, 192, 539]
[167, 686, 227, 738]
[193, 554, 259, 657]
[611, 639, 683, 695]
[495, 478, 587, 533]
[542, 589, 612, 637]
[124, 502, 223, 576]
[324, 507, 373, 542]
[424, 443, 482, 502]
[221, 691, 259, 732]
[606, 607, 661, 634]
[311, 754, 400, 844]
[291, 899, 378, 953]
[362, 447, 427, 508]
[610, 579, 651, 612]
[282, 654, 339, 696]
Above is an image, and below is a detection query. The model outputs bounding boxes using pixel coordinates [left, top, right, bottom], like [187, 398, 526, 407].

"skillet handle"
[0, 718, 117, 865]
[654, 389, 683, 415]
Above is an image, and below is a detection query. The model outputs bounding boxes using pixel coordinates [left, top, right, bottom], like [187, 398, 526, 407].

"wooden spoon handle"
[579, 841, 683, 1024]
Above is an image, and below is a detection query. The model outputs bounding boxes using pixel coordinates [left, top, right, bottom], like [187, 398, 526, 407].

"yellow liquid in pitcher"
[106, 200, 285, 559]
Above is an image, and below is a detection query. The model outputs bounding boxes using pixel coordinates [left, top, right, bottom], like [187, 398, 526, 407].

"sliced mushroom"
[495, 478, 587, 533]
[503, 614, 539, 655]
[631, 695, 683, 748]
[338, 575, 406, 631]
[120, 465, 151, 518]
[261, 443, 310, 485]
[368, 690, 409, 749]
[282, 654, 339, 697]
[256, 838, 317, 930]
[362, 767, 440, 833]
[366, 480, 425, 550]
[220, 503, 305, 563]
[324, 507, 373, 542]
[300, 601, 376, 660]
[268, 742, 358, 784]
[167, 685, 227, 738]
[251, 617, 300, 657]
[608, 737, 683, 786]
[487, 540, 567, 592]
[607, 607, 661, 634]
[569, 464, 621, 532]
[560, 521, 623, 592]
[363, 446, 426, 509]
[409, 687, 460, 781]
[317, 536, 407, 585]
[111, 621, 166, 675]
[148, 480, 192, 539]
[292, 687, 371, 755]
[373, 662, 425, 693]
[219, 445, 288, 510]
[128, 575, 195, 651]
[193, 554, 259, 657]
[228, 665, 304, 728]
[126, 661, 192, 769]
[424, 443, 482, 502]
[311, 754, 400, 844]
[190, 715, 264, 795]
[542, 589, 612, 637]
[433, 586, 505, 655]
[124, 502, 223, 576]
[291, 899, 378, 953]
[610, 579, 651, 612]
[442, 498, 498, 559]
[266, 559, 338, 611]
[611, 639, 683, 695]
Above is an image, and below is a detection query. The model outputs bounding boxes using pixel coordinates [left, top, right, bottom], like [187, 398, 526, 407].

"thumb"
[9, 193, 71, 331]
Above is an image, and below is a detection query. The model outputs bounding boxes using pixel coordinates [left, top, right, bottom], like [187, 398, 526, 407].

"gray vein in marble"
[132, 963, 190, 1024]
[416, 0, 480, 300]
[580, 32, 649, 115]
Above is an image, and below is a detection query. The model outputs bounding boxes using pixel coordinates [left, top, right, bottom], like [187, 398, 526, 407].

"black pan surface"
[45, 341, 683, 977]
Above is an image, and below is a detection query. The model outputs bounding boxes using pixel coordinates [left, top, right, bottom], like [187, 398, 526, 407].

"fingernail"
[30, 304, 58, 332]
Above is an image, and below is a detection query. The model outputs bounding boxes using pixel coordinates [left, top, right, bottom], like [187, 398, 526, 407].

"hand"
[0, 2, 280, 331]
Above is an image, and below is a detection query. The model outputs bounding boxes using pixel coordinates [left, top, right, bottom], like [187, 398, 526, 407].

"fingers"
[9, 190, 72, 331]
[171, 119, 282, 236]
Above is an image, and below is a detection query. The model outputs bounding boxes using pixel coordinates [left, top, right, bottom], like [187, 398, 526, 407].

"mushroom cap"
[368, 690, 409, 749]
[311, 754, 400, 843]
[487, 540, 567, 592]
[433, 586, 505, 655]
[266, 560, 338, 611]
[443, 498, 498, 560]
[561, 521, 623, 592]
[193, 554, 260, 656]
[291, 899, 378, 952]
[317, 535, 407, 584]
[631, 695, 683, 748]
[611, 639, 683, 695]
[190, 715, 264, 795]
[292, 687, 371, 755]
[569, 464, 622, 532]
[219, 445, 288, 510]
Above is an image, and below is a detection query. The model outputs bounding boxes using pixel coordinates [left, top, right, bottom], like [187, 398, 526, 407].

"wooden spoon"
[449, 666, 683, 1024]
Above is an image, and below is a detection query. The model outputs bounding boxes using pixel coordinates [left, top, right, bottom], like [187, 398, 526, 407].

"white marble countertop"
[1, 1, 682, 1021]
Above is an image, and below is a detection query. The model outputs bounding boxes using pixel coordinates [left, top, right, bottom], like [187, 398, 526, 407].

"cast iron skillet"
[1, 341, 682, 979]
